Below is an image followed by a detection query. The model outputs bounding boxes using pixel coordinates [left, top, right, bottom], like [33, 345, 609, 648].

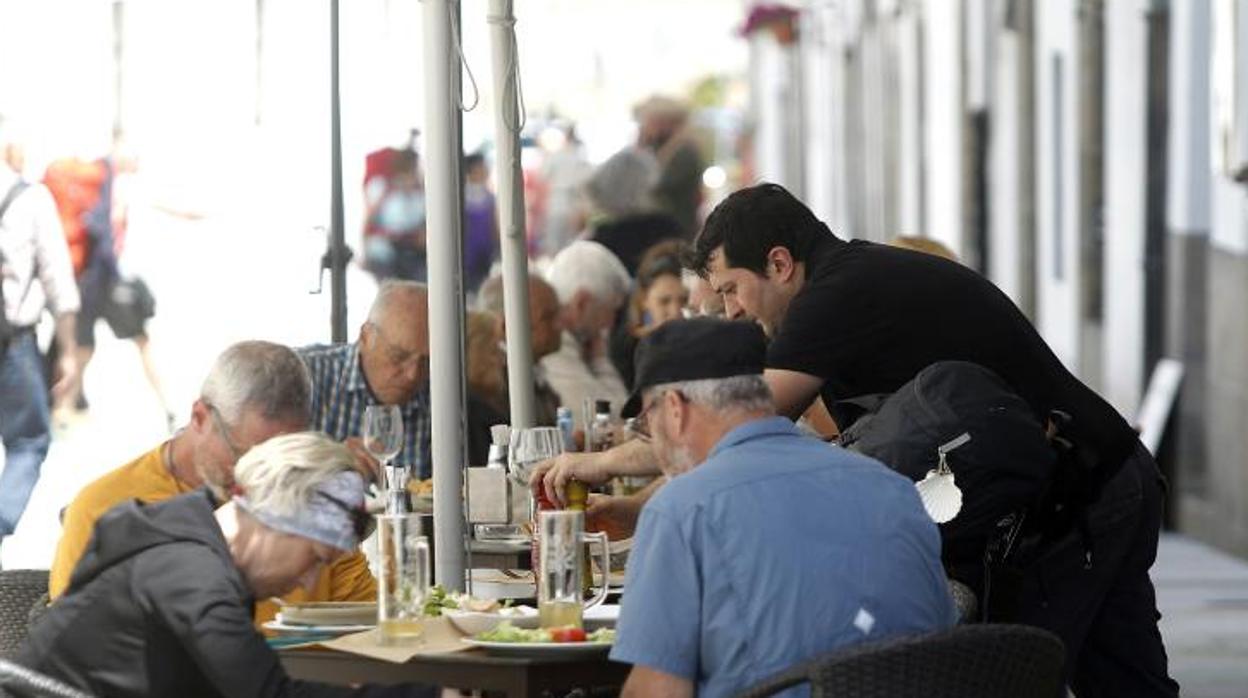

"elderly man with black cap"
[610, 317, 956, 698]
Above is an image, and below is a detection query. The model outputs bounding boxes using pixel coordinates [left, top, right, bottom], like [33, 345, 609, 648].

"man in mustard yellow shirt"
[50, 340, 377, 625]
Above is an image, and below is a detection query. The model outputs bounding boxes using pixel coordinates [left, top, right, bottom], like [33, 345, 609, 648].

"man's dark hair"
[687, 183, 829, 277]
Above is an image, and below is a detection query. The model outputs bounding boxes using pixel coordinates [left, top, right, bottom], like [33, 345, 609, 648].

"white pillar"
[989, 0, 1023, 301]
[751, 30, 803, 193]
[896, 7, 924, 237]
[1034, 0, 1081, 368]
[486, 0, 536, 429]
[1167, 0, 1212, 238]
[921, 0, 963, 253]
[1101, 0, 1149, 414]
[422, 0, 467, 590]
[802, 0, 839, 226]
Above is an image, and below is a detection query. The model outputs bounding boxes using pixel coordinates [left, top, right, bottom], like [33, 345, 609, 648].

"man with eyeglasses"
[49, 341, 378, 628]
[297, 280, 433, 479]
[610, 317, 955, 697]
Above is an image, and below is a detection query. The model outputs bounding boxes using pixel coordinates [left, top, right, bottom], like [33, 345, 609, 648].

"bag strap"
[0, 179, 30, 225]
[0, 180, 33, 332]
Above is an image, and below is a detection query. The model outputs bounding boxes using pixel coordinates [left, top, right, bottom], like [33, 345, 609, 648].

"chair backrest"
[0, 571, 49, 659]
[0, 659, 94, 698]
[735, 624, 1065, 698]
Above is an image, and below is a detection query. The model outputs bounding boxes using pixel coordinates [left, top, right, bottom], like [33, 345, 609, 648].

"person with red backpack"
[43, 136, 172, 431]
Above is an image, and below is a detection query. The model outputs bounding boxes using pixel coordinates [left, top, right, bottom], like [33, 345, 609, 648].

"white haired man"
[541, 240, 632, 429]
[0, 115, 80, 554]
[299, 280, 432, 477]
[610, 318, 956, 697]
[25, 432, 433, 697]
[49, 341, 377, 626]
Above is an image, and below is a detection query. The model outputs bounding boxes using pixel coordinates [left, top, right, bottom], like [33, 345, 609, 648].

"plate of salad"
[462, 622, 616, 657]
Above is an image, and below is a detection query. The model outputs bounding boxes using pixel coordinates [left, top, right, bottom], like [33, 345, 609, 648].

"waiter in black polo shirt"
[532, 183, 1179, 697]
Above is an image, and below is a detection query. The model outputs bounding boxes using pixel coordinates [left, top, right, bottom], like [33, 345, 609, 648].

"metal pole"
[486, 0, 537, 429]
[423, 0, 467, 590]
[329, 0, 348, 343]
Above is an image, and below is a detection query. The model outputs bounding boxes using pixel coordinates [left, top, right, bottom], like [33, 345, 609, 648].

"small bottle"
[555, 406, 576, 452]
[564, 479, 593, 596]
[589, 400, 614, 453]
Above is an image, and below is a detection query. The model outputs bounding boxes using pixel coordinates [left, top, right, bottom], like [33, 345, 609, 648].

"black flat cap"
[621, 317, 767, 418]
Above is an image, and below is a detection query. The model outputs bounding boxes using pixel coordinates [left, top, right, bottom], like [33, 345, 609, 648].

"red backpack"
[43, 158, 108, 277]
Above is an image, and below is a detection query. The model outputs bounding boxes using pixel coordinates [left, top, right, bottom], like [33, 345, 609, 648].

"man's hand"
[50, 352, 79, 403]
[585, 493, 642, 541]
[343, 437, 382, 485]
[529, 451, 612, 506]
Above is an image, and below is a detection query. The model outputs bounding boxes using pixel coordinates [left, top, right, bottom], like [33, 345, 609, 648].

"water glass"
[376, 513, 430, 645]
[537, 510, 609, 629]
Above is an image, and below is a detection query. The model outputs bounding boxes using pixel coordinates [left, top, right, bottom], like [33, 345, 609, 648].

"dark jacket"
[18, 490, 416, 698]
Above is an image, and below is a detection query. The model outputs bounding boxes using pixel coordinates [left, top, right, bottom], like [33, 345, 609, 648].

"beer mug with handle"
[537, 510, 609, 629]
[376, 513, 431, 645]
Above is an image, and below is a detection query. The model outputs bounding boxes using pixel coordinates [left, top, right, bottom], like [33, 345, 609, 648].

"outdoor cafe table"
[280, 646, 630, 697]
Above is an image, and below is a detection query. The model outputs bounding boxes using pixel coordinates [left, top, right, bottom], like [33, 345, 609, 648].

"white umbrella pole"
[423, 0, 467, 590]
[486, 0, 537, 429]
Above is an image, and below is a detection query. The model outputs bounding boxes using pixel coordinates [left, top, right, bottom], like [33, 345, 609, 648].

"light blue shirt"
[611, 417, 957, 697]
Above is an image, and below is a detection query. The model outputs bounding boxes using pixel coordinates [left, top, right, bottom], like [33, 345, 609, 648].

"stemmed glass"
[509, 426, 565, 524]
[363, 405, 405, 512]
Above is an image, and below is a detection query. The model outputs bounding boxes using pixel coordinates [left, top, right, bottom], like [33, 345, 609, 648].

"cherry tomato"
[549, 626, 587, 643]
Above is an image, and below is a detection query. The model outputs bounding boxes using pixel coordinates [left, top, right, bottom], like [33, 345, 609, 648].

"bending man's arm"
[763, 368, 825, 421]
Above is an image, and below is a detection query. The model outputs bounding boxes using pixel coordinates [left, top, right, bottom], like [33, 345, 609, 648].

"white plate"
[583, 604, 619, 630]
[263, 620, 375, 635]
[443, 607, 540, 636]
[461, 638, 613, 657]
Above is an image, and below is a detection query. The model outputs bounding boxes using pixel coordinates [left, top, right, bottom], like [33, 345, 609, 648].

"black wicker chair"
[0, 571, 49, 659]
[0, 659, 93, 698]
[734, 624, 1065, 698]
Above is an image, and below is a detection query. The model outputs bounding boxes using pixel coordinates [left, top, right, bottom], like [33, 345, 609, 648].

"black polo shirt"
[767, 235, 1138, 472]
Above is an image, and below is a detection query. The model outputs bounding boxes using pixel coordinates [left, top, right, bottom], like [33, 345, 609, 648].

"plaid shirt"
[298, 342, 432, 478]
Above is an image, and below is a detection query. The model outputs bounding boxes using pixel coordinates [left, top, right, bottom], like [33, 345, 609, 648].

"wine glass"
[364, 404, 405, 494]
[508, 426, 564, 486]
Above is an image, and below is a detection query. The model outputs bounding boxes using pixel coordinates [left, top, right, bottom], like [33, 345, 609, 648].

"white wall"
[921, 0, 963, 253]
[1101, 0, 1149, 414]
[1034, 0, 1081, 368]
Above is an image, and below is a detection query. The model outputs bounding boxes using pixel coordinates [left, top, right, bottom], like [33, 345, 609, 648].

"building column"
[921, 0, 964, 254]
[1101, 0, 1149, 414]
[1034, 0, 1081, 369]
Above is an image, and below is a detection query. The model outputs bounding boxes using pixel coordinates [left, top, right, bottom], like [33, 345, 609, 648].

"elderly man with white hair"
[23, 432, 433, 697]
[541, 240, 632, 429]
[299, 280, 432, 477]
[50, 341, 377, 627]
[610, 318, 956, 697]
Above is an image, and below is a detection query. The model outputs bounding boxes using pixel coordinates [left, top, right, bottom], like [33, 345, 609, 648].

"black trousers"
[1016, 443, 1180, 697]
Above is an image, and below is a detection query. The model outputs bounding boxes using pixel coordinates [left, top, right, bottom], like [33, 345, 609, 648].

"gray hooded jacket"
[18, 489, 421, 698]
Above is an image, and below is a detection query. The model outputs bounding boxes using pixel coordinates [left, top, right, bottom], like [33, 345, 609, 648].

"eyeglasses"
[371, 323, 427, 371]
[206, 403, 244, 461]
[625, 389, 686, 443]
[318, 489, 374, 541]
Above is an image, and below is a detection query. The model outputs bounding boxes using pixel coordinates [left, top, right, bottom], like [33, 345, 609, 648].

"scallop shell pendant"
[916, 433, 970, 524]
[917, 467, 963, 524]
